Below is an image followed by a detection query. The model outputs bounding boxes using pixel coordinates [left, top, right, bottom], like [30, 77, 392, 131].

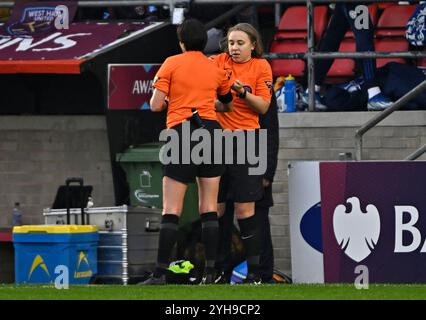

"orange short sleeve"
[256, 60, 273, 103]
[153, 57, 173, 95]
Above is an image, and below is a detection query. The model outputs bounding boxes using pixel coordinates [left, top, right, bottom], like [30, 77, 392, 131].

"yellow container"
[13, 225, 98, 234]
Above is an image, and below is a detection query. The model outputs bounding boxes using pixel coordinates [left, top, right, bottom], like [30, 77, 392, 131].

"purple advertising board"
[4, 1, 78, 37]
[108, 64, 161, 110]
[0, 1, 163, 73]
[0, 22, 153, 61]
[320, 161, 426, 283]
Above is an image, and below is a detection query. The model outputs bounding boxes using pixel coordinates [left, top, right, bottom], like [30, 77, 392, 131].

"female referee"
[213, 23, 273, 284]
[142, 19, 233, 285]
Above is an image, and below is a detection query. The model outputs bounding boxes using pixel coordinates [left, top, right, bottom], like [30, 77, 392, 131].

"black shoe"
[214, 271, 229, 284]
[241, 273, 262, 285]
[138, 274, 166, 285]
[201, 272, 215, 285]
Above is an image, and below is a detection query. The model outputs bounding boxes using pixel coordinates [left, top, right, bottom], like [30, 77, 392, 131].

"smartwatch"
[237, 88, 247, 99]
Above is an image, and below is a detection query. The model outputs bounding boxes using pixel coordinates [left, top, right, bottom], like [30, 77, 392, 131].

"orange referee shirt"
[212, 53, 273, 130]
[153, 51, 231, 129]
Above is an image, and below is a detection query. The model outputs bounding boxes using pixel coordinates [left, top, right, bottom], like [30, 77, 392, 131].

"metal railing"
[264, 0, 426, 112]
[354, 80, 426, 160]
[406, 142, 426, 160]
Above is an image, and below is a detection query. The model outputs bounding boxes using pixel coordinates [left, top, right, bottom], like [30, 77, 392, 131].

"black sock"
[215, 215, 226, 272]
[201, 212, 219, 274]
[154, 214, 179, 277]
[238, 215, 260, 275]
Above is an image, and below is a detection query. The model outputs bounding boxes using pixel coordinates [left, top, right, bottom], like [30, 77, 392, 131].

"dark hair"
[177, 18, 207, 51]
[225, 23, 264, 57]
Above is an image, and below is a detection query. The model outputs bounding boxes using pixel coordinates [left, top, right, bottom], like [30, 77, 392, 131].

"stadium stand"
[375, 4, 416, 67]
[326, 40, 356, 80]
[343, 3, 379, 39]
[375, 4, 417, 38]
[377, 2, 395, 10]
[270, 3, 421, 82]
[273, 5, 329, 41]
[270, 5, 328, 77]
[375, 37, 409, 68]
[326, 4, 379, 80]
[419, 57, 426, 68]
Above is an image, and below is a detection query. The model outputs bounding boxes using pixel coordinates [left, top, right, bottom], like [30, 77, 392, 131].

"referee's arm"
[150, 88, 168, 112]
[215, 90, 234, 112]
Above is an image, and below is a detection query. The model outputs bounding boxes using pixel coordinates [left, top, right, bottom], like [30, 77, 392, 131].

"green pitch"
[0, 284, 425, 300]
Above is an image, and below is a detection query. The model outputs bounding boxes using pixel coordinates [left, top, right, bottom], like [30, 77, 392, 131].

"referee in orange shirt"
[213, 23, 273, 284]
[142, 19, 233, 285]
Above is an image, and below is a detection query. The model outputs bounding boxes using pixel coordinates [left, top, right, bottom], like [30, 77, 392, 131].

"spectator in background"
[113, 5, 159, 22]
[75, 6, 109, 20]
[113, 6, 147, 20]
[302, 2, 394, 111]
[236, 5, 259, 29]
[252, 91, 278, 283]
[187, 4, 233, 54]
[187, 4, 260, 54]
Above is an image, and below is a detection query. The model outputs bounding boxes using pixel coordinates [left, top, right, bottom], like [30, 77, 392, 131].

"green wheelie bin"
[116, 142, 199, 228]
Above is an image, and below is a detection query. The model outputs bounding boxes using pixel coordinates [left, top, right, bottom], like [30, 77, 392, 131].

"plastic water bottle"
[12, 202, 23, 226]
[275, 87, 286, 112]
[274, 76, 286, 112]
[284, 74, 296, 112]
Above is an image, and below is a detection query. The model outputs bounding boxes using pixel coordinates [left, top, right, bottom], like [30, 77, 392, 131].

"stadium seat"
[326, 40, 356, 79]
[270, 39, 306, 77]
[344, 4, 379, 39]
[274, 5, 329, 41]
[418, 58, 426, 67]
[270, 5, 329, 77]
[376, 4, 417, 38]
[375, 38, 409, 68]
[377, 2, 395, 10]
[417, 48, 426, 68]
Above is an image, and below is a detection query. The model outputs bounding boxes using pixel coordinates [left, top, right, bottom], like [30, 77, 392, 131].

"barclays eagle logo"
[333, 197, 381, 262]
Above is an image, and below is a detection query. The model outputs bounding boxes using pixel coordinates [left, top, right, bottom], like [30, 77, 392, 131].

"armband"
[218, 90, 233, 104]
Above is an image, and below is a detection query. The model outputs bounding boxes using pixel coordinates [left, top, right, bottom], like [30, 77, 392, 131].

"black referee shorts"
[217, 129, 264, 203]
[162, 119, 225, 184]
[217, 163, 264, 203]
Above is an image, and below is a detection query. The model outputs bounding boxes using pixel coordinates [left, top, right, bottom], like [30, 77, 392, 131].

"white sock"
[368, 86, 381, 100]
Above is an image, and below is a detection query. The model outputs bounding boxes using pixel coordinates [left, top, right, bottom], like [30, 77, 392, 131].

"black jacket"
[256, 92, 279, 208]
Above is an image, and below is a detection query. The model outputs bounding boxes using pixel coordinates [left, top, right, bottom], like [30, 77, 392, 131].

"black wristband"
[237, 88, 247, 99]
[218, 90, 233, 104]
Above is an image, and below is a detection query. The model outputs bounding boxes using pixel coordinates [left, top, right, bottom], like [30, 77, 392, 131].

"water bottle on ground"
[12, 202, 23, 226]
[284, 74, 296, 112]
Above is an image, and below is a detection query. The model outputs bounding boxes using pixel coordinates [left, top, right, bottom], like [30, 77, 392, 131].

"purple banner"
[108, 64, 160, 110]
[0, 22, 153, 60]
[320, 161, 426, 283]
[4, 1, 78, 37]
